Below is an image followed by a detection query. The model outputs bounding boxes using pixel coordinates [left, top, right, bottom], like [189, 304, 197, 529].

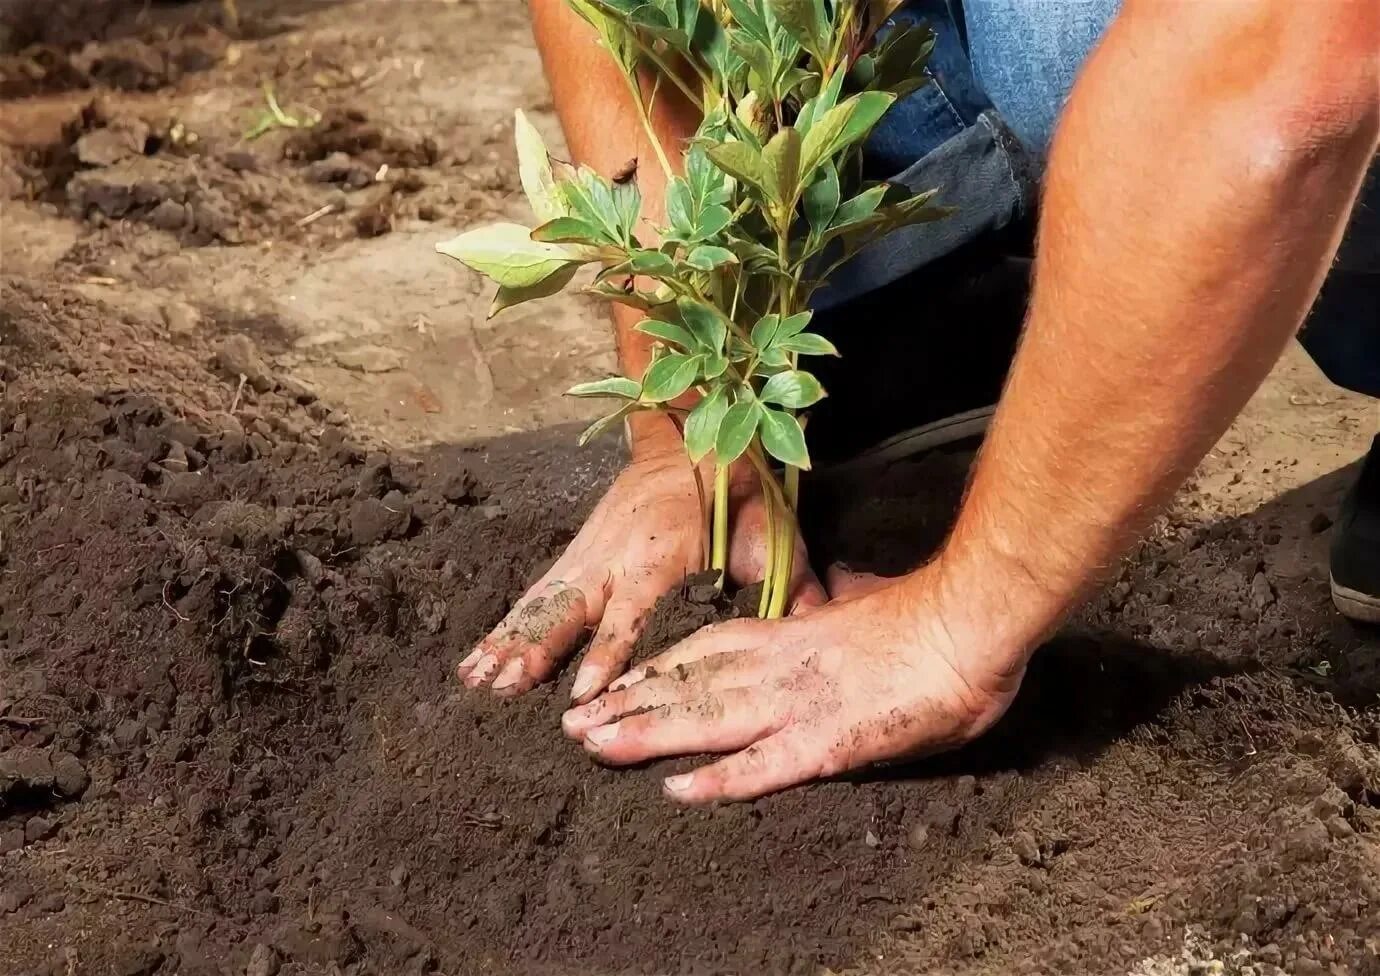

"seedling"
[243, 82, 320, 141]
[438, 0, 946, 617]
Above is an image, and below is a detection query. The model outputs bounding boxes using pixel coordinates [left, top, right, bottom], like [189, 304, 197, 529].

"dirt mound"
[3, 272, 1380, 976]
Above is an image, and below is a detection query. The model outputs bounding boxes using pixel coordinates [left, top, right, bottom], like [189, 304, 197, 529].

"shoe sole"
[1330, 574, 1380, 625]
[814, 405, 996, 481]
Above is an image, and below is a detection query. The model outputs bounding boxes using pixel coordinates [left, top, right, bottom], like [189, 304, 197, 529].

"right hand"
[457, 443, 826, 702]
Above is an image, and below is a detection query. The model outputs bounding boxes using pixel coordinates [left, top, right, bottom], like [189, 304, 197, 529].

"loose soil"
[3, 3, 1380, 976]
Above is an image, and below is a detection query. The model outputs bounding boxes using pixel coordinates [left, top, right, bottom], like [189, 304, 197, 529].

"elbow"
[1244, 7, 1380, 179]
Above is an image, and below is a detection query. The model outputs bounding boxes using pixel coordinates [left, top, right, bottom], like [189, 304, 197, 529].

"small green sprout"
[437, 0, 948, 618]
[243, 82, 320, 141]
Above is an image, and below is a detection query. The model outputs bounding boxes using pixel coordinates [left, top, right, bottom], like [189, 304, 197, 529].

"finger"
[563, 652, 766, 738]
[582, 687, 786, 765]
[569, 574, 667, 704]
[662, 728, 833, 805]
[607, 618, 768, 691]
[727, 493, 823, 615]
[825, 563, 894, 602]
[789, 572, 827, 615]
[460, 578, 599, 695]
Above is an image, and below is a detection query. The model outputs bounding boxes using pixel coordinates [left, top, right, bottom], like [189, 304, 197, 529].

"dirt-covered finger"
[582, 687, 785, 765]
[607, 619, 769, 691]
[569, 576, 665, 704]
[462, 580, 595, 693]
[661, 729, 830, 805]
[562, 654, 764, 738]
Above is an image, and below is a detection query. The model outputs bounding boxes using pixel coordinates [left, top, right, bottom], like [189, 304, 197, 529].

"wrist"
[627, 410, 684, 459]
[900, 519, 1068, 677]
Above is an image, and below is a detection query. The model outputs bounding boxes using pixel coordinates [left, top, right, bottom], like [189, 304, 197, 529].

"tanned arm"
[564, 0, 1380, 805]
[934, 0, 1380, 668]
[529, 0, 701, 456]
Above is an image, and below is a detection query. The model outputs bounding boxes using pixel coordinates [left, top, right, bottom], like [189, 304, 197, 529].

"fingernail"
[491, 659, 524, 691]
[458, 649, 483, 673]
[466, 654, 497, 686]
[663, 773, 694, 792]
[585, 723, 620, 746]
[570, 666, 598, 702]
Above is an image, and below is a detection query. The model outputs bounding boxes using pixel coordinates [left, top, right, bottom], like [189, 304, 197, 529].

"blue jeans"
[827, 0, 1380, 398]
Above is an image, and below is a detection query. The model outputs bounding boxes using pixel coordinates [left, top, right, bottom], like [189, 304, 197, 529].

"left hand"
[561, 565, 1027, 804]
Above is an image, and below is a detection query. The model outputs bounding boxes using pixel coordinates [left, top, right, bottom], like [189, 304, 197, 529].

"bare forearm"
[530, 0, 700, 453]
[923, 0, 1380, 664]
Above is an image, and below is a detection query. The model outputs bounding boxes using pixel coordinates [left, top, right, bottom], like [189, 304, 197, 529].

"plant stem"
[756, 469, 777, 617]
[623, 69, 675, 180]
[711, 463, 730, 588]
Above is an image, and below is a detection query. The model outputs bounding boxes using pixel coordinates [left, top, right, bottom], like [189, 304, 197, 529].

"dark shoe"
[1331, 435, 1380, 624]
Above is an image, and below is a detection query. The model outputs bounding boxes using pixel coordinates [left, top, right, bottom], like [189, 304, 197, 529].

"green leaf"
[624, 250, 678, 275]
[684, 385, 730, 462]
[760, 369, 825, 408]
[437, 223, 583, 289]
[750, 313, 781, 350]
[578, 401, 638, 446]
[567, 375, 642, 399]
[759, 407, 811, 469]
[706, 141, 768, 196]
[761, 126, 802, 206]
[724, 0, 769, 40]
[778, 311, 813, 336]
[765, 0, 825, 60]
[685, 245, 738, 271]
[561, 167, 640, 244]
[531, 216, 611, 246]
[776, 331, 839, 356]
[677, 297, 728, 352]
[827, 184, 889, 232]
[715, 398, 762, 463]
[803, 161, 840, 235]
[800, 91, 897, 178]
[636, 318, 699, 350]
[514, 109, 567, 224]
[641, 352, 702, 402]
[489, 263, 581, 317]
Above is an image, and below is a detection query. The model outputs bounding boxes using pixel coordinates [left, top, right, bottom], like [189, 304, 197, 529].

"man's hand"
[458, 447, 825, 701]
[560, 567, 1024, 804]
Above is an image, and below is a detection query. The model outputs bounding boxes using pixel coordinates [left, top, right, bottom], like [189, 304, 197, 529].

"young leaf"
[677, 298, 729, 352]
[715, 398, 762, 463]
[567, 376, 642, 399]
[684, 385, 730, 462]
[489, 263, 581, 317]
[437, 223, 583, 289]
[685, 244, 739, 271]
[761, 126, 802, 207]
[531, 216, 611, 247]
[800, 91, 897, 178]
[578, 401, 638, 446]
[641, 352, 702, 402]
[706, 141, 768, 196]
[759, 407, 811, 469]
[803, 161, 840, 235]
[776, 331, 839, 356]
[760, 369, 825, 408]
[636, 317, 699, 350]
[514, 109, 567, 224]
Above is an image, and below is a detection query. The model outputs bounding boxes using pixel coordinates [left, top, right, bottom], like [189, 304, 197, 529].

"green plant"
[437, 0, 946, 617]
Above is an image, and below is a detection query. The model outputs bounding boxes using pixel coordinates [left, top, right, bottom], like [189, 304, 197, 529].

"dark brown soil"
[4, 3, 1380, 976]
